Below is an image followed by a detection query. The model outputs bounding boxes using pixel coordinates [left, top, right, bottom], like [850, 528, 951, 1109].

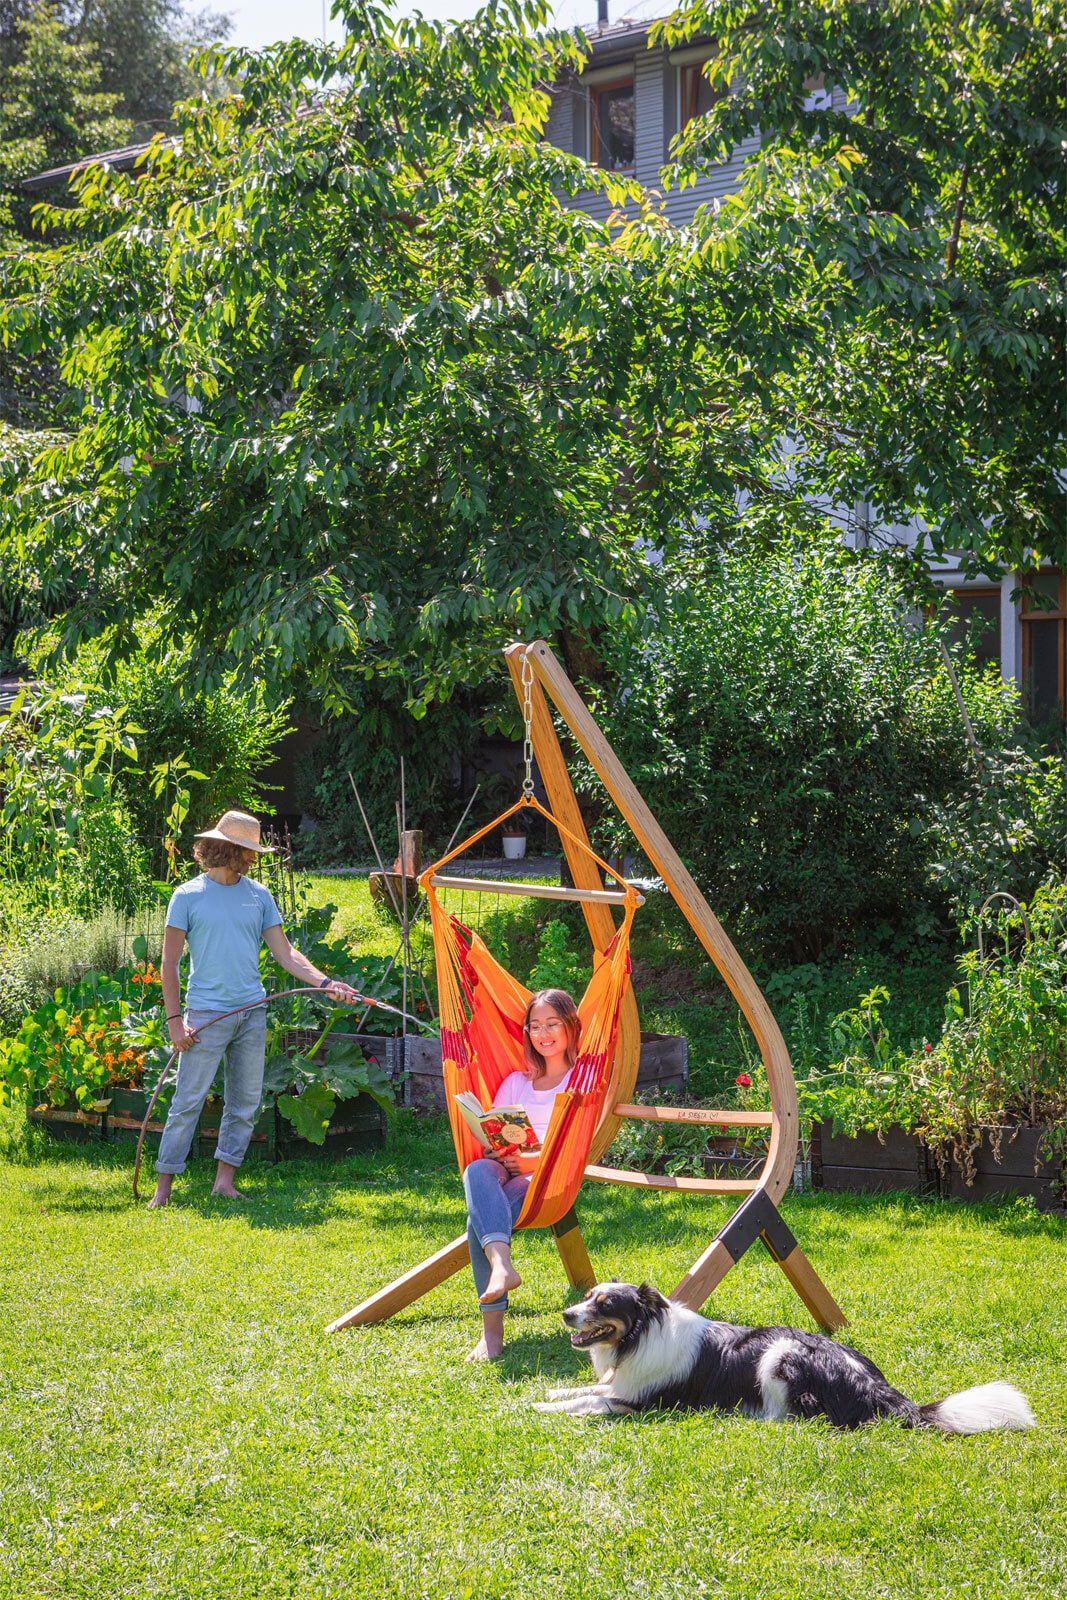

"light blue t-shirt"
[166, 873, 283, 1012]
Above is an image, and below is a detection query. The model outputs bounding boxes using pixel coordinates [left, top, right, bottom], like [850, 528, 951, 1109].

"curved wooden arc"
[515, 639, 799, 1207]
[504, 644, 641, 1168]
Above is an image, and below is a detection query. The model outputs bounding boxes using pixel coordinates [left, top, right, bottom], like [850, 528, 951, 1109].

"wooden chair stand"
[326, 640, 845, 1336]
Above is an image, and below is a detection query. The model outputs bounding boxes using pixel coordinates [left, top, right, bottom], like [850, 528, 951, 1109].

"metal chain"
[521, 649, 535, 799]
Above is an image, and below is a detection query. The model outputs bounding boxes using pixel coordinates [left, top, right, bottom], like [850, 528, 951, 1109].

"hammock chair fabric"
[427, 884, 636, 1232]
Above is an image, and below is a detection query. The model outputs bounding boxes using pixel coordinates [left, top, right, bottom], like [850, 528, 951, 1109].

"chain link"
[521, 649, 535, 799]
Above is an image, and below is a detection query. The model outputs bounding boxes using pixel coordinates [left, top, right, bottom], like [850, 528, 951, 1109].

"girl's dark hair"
[522, 988, 580, 1079]
[193, 838, 257, 873]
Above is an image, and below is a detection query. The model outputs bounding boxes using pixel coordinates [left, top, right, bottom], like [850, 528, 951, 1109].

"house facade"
[543, 13, 1065, 720]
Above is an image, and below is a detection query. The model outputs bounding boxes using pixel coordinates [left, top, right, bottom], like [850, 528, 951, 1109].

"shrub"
[0, 688, 151, 913]
[589, 536, 1018, 963]
[0, 901, 165, 1031]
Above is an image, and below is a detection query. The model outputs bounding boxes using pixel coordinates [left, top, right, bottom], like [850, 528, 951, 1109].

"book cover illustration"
[453, 1091, 542, 1155]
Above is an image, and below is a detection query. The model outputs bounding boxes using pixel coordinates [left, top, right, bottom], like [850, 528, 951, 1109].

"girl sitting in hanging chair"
[464, 987, 579, 1362]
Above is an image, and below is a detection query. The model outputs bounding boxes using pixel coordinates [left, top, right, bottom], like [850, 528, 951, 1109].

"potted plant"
[501, 813, 528, 861]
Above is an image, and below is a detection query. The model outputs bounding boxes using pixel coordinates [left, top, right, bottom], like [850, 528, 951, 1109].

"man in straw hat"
[148, 810, 357, 1208]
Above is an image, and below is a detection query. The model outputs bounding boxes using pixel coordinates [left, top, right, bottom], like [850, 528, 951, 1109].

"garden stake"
[131, 985, 420, 1201]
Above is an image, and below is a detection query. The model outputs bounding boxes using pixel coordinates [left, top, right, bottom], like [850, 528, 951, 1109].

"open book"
[453, 1091, 542, 1162]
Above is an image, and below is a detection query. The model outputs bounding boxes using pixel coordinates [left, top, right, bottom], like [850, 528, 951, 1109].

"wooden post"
[325, 1234, 470, 1331]
[550, 1206, 596, 1291]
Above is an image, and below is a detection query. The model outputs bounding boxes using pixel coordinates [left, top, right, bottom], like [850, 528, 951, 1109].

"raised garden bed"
[405, 1030, 688, 1113]
[811, 1121, 939, 1196]
[26, 1030, 396, 1161]
[811, 1120, 1065, 1209]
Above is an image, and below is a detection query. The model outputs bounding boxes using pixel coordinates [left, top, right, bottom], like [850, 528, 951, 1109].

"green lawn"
[1, 1113, 1064, 1600]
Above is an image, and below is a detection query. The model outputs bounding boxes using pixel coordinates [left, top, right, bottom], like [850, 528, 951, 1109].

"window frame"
[678, 57, 723, 131]
[1020, 569, 1067, 722]
[589, 73, 636, 173]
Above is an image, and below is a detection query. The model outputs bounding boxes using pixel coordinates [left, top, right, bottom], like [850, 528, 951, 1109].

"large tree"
[0, 0, 821, 707]
[1, 2, 232, 135]
[660, 0, 1066, 573]
[1, 0, 1061, 714]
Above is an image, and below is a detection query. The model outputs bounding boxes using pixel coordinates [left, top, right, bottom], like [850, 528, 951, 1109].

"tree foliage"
[0, 0, 824, 708]
[0, 3, 130, 233]
[587, 537, 1025, 963]
[659, 0, 1067, 572]
[1, 1, 232, 135]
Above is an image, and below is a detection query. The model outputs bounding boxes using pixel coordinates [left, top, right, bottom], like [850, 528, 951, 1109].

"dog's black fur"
[534, 1282, 1034, 1432]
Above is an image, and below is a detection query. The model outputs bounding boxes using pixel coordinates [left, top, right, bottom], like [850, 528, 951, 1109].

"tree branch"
[945, 162, 971, 275]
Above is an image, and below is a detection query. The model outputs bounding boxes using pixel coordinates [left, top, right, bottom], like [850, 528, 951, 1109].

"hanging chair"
[327, 640, 846, 1337]
[426, 795, 640, 1231]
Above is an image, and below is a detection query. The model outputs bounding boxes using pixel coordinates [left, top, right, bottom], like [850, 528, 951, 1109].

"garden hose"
[131, 985, 422, 1201]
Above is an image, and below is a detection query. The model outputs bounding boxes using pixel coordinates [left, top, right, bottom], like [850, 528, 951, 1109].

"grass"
[1, 1108, 1064, 1600]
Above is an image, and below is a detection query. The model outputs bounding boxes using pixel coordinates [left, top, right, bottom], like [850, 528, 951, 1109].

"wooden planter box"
[812, 1121, 1065, 1209]
[811, 1121, 939, 1196]
[105, 1084, 170, 1145]
[404, 1031, 689, 1114]
[275, 1093, 386, 1160]
[27, 1104, 107, 1145]
[938, 1127, 1065, 1206]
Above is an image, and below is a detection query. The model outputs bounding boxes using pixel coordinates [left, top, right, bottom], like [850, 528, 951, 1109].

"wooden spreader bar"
[585, 1164, 760, 1195]
[614, 1103, 774, 1127]
[428, 874, 643, 907]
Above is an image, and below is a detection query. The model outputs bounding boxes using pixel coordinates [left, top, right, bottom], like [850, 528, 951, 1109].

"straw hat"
[194, 810, 275, 854]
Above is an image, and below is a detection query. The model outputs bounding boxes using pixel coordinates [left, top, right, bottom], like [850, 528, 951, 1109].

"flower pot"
[502, 833, 527, 860]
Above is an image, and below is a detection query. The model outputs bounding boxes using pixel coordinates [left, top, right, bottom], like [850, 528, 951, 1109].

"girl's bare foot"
[479, 1264, 520, 1303]
[466, 1312, 505, 1361]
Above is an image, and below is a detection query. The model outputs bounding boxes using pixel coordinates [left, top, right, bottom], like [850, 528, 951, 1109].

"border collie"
[535, 1282, 1035, 1431]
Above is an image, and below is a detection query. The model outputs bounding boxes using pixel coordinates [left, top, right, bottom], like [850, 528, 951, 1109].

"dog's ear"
[637, 1282, 669, 1311]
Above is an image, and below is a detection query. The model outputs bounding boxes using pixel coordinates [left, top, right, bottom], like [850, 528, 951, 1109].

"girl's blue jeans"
[155, 1007, 267, 1175]
[464, 1157, 530, 1312]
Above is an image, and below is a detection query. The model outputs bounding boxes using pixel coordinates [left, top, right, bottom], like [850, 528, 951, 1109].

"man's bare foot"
[479, 1263, 521, 1304]
[146, 1191, 169, 1209]
[210, 1184, 247, 1199]
[147, 1176, 172, 1209]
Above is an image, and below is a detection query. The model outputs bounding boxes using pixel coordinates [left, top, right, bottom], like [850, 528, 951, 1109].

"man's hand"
[321, 980, 358, 1004]
[168, 1018, 199, 1053]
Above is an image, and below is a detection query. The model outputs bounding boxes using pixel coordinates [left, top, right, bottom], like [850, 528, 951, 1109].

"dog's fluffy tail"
[920, 1381, 1034, 1434]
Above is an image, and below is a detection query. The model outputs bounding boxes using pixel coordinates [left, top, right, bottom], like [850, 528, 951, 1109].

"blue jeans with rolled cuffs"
[464, 1157, 531, 1312]
[155, 1007, 267, 1175]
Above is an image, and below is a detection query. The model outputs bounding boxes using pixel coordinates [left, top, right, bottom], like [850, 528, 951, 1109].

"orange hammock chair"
[428, 798, 639, 1232]
[327, 638, 846, 1337]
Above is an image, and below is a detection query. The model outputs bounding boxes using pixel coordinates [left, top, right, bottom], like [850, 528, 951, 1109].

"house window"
[679, 61, 723, 128]
[590, 77, 634, 171]
[941, 588, 1001, 675]
[1021, 570, 1067, 724]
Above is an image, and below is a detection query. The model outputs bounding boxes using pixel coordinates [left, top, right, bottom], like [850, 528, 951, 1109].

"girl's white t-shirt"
[492, 1069, 572, 1142]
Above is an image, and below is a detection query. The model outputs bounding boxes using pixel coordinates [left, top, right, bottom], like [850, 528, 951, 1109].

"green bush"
[589, 536, 1019, 963]
[84, 644, 293, 868]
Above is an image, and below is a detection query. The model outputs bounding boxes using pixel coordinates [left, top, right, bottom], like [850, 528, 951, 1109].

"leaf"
[277, 1081, 336, 1144]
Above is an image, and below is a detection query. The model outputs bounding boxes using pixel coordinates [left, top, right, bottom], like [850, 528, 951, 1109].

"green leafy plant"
[0, 966, 158, 1110]
[797, 880, 1067, 1173]
[527, 918, 591, 998]
[263, 1027, 395, 1146]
